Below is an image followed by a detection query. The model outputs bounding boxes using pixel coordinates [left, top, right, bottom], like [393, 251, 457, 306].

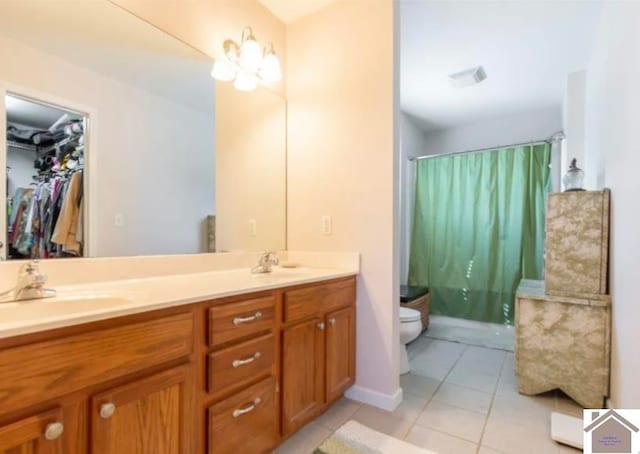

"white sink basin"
[0, 293, 134, 319]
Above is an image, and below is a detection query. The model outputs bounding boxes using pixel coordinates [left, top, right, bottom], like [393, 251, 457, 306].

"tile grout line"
[401, 343, 472, 445]
[424, 335, 514, 354]
[475, 350, 509, 454]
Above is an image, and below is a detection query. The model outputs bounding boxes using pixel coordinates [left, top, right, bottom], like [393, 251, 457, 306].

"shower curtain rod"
[408, 131, 565, 161]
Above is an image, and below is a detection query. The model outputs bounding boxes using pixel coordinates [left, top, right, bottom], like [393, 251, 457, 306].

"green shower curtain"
[408, 144, 551, 325]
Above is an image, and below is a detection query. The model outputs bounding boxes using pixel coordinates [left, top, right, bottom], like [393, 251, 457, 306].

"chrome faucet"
[0, 260, 57, 302]
[251, 252, 279, 274]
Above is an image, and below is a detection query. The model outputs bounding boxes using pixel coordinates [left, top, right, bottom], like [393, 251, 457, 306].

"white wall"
[420, 106, 562, 157]
[286, 0, 400, 410]
[584, 1, 640, 409]
[0, 35, 214, 257]
[562, 71, 587, 182]
[399, 112, 424, 284]
[400, 112, 428, 157]
[6, 145, 37, 196]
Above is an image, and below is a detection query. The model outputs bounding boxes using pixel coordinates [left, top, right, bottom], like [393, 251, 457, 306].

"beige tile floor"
[276, 338, 584, 454]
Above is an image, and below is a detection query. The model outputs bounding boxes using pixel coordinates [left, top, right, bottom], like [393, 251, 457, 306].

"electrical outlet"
[321, 216, 332, 235]
[249, 219, 257, 237]
[114, 213, 125, 227]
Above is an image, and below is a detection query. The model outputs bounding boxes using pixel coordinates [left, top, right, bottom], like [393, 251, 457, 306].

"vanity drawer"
[208, 376, 278, 454]
[208, 333, 274, 394]
[284, 278, 356, 323]
[208, 296, 276, 347]
[0, 312, 193, 415]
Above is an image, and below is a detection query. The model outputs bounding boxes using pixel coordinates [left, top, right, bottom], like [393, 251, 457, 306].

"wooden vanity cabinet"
[325, 306, 356, 403]
[91, 366, 192, 454]
[0, 408, 64, 454]
[0, 308, 196, 454]
[208, 377, 279, 454]
[0, 276, 356, 454]
[281, 278, 356, 436]
[281, 317, 326, 435]
[203, 292, 280, 454]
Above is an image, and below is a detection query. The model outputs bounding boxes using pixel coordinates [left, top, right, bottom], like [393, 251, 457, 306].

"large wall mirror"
[0, 0, 286, 260]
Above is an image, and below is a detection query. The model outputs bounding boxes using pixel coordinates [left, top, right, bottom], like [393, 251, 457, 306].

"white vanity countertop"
[0, 267, 358, 339]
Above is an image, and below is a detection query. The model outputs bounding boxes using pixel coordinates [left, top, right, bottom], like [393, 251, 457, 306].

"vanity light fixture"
[211, 26, 282, 92]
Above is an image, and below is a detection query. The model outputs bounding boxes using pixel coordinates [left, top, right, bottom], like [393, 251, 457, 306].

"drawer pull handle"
[233, 311, 262, 325]
[44, 422, 64, 441]
[329, 318, 336, 326]
[233, 351, 261, 368]
[233, 397, 261, 418]
[317, 322, 325, 330]
[99, 403, 116, 419]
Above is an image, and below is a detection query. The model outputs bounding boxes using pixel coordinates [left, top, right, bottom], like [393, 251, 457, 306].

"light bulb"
[240, 37, 262, 72]
[259, 52, 282, 83]
[210, 59, 235, 81]
[234, 70, 258, 92]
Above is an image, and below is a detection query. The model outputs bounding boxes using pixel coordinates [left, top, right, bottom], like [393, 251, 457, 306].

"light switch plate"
[321, 216, 332, 235]
[249, 219, 257, 237]
[114, 213, 125, 227]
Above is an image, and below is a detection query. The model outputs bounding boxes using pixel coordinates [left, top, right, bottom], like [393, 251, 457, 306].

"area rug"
[313, 420, 436, 454]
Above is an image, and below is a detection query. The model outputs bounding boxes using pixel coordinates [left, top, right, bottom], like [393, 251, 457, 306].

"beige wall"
[215, 82, 286, 251]
[111, 0, 286, 96]
[286, 0, 400, 408]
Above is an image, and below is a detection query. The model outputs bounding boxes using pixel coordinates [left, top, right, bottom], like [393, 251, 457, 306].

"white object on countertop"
[279, 261, 300, 268]
[551, 412, 584, 449]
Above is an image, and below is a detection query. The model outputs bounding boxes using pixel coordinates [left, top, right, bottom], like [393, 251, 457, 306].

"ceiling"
[400, 1, 603, 132]
[6, 95, 81, 130]
[258, 0, 336, 23]
[0, 1, 213, 113]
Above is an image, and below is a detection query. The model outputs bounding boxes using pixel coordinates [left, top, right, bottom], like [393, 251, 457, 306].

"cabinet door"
[282, 318, 325, 435]
[0, 408, 64, 454]
[325, 307, 356, 402]
[91, 366, 193, 454]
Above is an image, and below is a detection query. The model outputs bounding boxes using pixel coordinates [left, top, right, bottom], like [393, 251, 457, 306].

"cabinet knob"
[329, 318, 336, 326]
[99, 402, 116, 419]
[44, 422, 64, 440]
[317, 322, 325, 330]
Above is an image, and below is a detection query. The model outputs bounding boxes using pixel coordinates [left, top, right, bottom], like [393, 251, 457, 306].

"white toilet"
[399, 307, 423, 374]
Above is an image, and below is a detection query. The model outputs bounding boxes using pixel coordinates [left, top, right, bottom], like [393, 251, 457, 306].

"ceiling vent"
[449, 66, 487, 88]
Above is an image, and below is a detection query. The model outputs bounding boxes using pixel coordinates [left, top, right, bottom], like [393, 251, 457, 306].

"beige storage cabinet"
[545, 189, 610, 297]
[515, 280, 611, 408]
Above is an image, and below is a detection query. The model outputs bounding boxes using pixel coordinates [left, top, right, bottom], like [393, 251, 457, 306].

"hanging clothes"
[6, 115, 86, 260]
[13, 189, 35, 255]
[51, 171, 83, 255]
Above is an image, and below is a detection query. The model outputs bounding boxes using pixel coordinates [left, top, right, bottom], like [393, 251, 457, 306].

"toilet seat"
[400, 307, 421, 323]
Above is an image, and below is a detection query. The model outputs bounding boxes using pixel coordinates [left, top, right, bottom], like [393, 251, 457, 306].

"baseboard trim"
[345, 385, 403, 411]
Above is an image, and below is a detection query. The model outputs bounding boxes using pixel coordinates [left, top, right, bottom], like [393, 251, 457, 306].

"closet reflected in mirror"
[5, 94, 87, 260]
[0, 0, 286, 260]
